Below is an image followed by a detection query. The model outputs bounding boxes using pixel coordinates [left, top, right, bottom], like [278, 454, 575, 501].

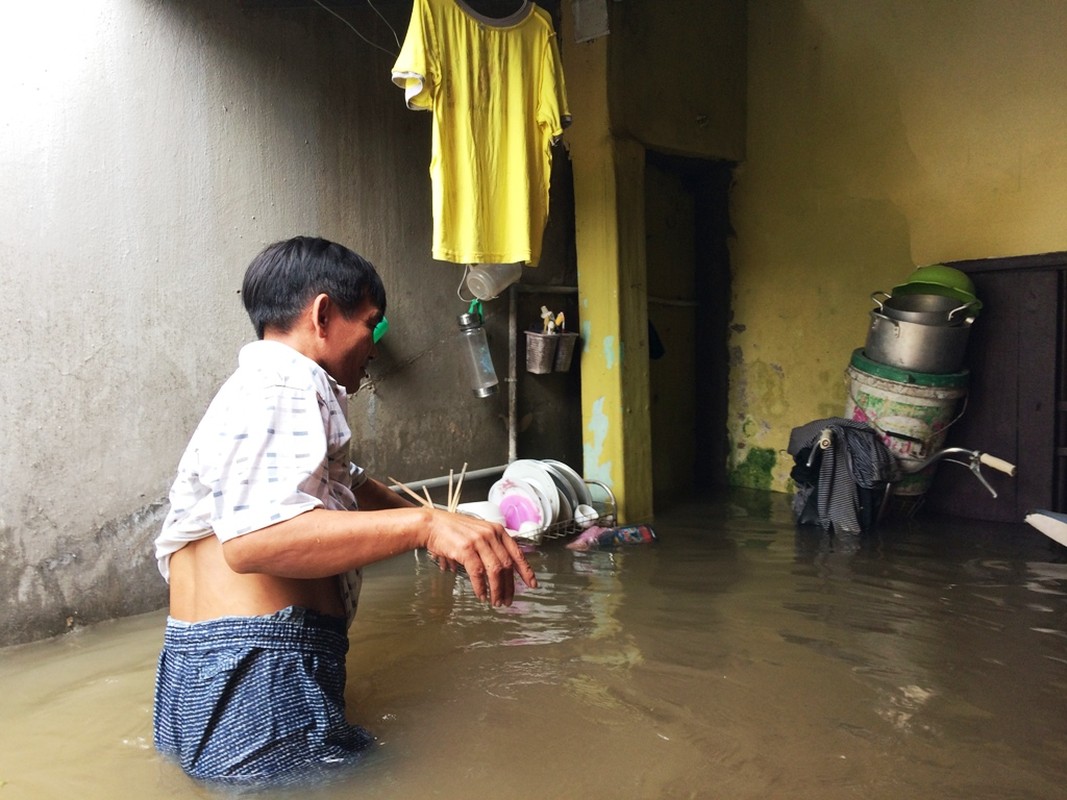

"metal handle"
[870, 290, 890, 312]
[948, 301, 977, 322]
[979, 452, 1017, 476]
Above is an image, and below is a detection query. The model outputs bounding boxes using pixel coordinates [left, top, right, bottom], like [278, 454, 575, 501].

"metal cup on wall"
[553, 332, 579, 371]
[525, 331, 558, 374]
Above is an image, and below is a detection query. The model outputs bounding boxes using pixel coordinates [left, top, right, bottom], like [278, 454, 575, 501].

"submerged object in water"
[566, 524, 656, 551]
[1025, 510, 1067, 548]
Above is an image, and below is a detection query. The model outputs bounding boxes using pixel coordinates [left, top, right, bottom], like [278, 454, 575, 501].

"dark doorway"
[644, 151, 734, 507]
[924, 252, 1067, 521]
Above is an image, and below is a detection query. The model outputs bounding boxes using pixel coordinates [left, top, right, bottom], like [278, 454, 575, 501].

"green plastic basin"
[903, 265, 976, 296]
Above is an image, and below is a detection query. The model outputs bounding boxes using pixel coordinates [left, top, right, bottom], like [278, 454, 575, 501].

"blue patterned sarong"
[154, 606, 374, 786]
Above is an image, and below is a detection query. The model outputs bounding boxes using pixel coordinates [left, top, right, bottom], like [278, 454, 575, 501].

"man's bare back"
[168, 536, 346, 622]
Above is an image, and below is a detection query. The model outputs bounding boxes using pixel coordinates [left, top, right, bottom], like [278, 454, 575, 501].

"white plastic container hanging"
[457, 299, 499, 398]
[465, 262, 522, 301]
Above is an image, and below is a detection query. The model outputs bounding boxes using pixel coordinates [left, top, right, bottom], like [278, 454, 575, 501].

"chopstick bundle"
[448, 462, 468, 513]
[388, 476, 433, 508]
[389, 460, 469, 513]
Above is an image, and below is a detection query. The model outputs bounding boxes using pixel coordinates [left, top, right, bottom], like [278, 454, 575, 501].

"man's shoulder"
[235, 340, 327, 392]
[193, 342, 337, 418]
[184, 341, 343, 450]
[205, 366, 320, 425]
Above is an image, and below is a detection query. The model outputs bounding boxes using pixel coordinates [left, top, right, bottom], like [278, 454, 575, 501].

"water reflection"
[410, 548, 627, 647]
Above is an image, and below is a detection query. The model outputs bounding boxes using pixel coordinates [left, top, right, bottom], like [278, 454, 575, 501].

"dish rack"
[514, 479, 618, 544]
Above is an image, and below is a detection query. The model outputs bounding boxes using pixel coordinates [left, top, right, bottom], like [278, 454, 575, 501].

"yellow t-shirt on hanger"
[392, 0, 571, 266]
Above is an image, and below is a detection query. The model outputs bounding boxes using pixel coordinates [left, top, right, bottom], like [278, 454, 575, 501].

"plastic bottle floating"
[566, 524, 657, 551]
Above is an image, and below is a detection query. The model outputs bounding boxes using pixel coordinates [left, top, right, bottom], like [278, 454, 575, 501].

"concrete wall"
[0, 0, 577, 647]
[727, 0, 1067, 491]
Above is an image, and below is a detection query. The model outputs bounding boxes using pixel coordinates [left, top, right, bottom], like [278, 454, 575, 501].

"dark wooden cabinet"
[923, 254, 1065, 522]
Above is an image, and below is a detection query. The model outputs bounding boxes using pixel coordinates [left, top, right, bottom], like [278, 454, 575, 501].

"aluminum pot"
[865, 310, 973, 373]
[871, 291, 976, 326]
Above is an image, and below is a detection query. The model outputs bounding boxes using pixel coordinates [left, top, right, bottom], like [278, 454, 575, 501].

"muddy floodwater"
[2, 490, 1066, 799]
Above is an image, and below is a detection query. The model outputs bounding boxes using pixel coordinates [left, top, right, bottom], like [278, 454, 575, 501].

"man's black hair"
[241, 236, 387, 339]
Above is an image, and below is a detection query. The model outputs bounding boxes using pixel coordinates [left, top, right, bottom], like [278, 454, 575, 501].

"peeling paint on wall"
[602, 334, 617, 370]
[743, 360, 789, 418]
[727, 337, 795, 490]
[583, 395, 614, 485]
[729, 357, 789, 434]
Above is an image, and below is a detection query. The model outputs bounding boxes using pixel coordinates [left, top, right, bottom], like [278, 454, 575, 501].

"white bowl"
[573, 503, 598, 528]
[455, 501, 506, 525]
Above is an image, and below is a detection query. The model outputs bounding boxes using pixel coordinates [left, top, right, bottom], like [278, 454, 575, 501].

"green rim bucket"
[845, 349, 969, 496]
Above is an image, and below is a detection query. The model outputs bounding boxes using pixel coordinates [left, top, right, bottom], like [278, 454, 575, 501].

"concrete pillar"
[561, 8, 653, 523]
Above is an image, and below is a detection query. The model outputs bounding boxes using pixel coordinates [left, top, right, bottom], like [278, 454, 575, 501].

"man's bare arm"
[221, 505, 537, 606]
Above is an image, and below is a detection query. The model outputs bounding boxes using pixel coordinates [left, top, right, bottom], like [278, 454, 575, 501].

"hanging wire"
[308, 0, 400, 58]
[364, 0, 401, 49]
[456, 263, 476, 303]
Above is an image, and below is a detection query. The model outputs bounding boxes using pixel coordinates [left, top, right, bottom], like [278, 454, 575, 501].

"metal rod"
[648, 295, 699, 308]
[515, 284, 578, 294]
[393, 464, 508, 493]
[508, 282, 518, 463]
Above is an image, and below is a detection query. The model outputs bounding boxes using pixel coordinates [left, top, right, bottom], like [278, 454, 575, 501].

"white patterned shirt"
[155, 339, 365, 623]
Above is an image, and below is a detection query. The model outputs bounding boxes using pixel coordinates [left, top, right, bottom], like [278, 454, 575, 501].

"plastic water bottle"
[566, 523, 657, 550]
[457, 304, 499, 398]
[596, 524, 656, 546]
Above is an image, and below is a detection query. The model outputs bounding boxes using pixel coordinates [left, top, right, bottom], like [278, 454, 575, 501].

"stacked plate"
[486, 459, 593, 534]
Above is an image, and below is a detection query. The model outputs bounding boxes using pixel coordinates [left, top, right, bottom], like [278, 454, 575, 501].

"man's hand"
[423, 509, 537, 606]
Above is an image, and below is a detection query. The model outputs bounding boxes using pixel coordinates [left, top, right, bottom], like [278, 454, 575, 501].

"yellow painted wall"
[611, 0, 747, 161]
[728, 0, 1067, 491]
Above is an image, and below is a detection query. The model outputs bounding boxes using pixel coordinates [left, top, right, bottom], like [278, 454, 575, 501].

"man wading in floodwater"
[152, 236, 537, 785]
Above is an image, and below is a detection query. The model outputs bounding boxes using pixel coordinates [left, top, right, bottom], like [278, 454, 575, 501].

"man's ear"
[309, 293, 332, 339]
